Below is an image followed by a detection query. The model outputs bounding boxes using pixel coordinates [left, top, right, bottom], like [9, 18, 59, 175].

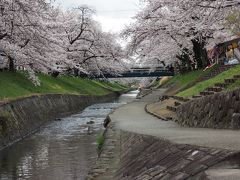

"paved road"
[110, 89, 240, 151]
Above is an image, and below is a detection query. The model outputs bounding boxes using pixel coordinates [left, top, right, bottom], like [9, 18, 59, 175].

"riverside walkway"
[110, 89, 240, 151]
[107, 89, 240, 179]
[87, 89, 240, 179]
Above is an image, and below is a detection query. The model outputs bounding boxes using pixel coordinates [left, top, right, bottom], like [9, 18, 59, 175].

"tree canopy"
[123, 0, 240, 72]
[0, 0, 126, 85]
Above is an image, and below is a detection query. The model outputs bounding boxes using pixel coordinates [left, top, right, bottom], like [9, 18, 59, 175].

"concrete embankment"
[0, 93, 120, 150]
[176, 88, 240, 129]
[136, 88, 152, 99]
[87, 121, 238, 180]
[115, 130, 237, 180]
[87, 89, 240, 179]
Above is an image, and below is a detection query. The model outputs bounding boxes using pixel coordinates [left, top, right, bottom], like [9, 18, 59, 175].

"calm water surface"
[0, 91, 138, 180]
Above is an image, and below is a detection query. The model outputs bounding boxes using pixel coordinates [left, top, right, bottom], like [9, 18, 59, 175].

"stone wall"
[0, 93, 119, 149]
[115, 131, 236, 180]
[176, 89, 240, 129]
[87, 120, 238, 180]
[136, 89, 152, 99]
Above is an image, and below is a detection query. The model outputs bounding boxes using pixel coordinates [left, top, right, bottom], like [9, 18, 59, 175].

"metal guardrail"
[94, 70, 174, 78]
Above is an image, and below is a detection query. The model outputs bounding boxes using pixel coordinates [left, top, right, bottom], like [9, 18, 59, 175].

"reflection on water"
[0, 90, 138, 180]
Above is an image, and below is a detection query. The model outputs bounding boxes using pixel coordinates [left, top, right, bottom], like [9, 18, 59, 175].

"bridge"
[94, 67, 174, 78]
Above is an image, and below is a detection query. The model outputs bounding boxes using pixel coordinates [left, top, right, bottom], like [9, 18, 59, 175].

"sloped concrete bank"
[87, 121, 239, 180]
[176, 88, 240, 129]
[86, 121, 121, 180]
[0, 92, 120, 150]
[137, 89, 152, 99]
[115, 131, 237, 180]
[87, 88, 240, 179]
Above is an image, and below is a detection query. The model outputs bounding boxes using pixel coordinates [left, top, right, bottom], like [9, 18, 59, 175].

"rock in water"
[87, 120, 95, 125]
[55, 118, 62, 121]
[87, 126, 93, 135]
[103, 116, 111, 128]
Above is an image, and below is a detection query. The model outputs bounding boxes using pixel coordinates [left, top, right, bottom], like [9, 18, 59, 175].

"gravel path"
[110, 89, 240, 151]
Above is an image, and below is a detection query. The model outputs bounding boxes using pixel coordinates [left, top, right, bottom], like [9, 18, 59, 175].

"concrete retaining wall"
[87, 120, 238, 179]
[115, 131, 236, 180]
[176, 89, 240, 129]
[0, 93, 119, 149]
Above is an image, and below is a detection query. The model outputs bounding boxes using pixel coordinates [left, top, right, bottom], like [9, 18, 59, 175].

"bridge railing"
[93, 69, 174, 78]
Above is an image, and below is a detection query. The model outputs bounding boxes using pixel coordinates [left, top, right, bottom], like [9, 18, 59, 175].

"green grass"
[92, 80, 128, 92]
[150, 79, 161, 89]
[96, 133, 105, 155]
[165, 70, 205, 86]
[163, 66, 217, 94]
[177, 65, 240, 97]
[0, 72, 128, 101]
[224, 79, 240, 92]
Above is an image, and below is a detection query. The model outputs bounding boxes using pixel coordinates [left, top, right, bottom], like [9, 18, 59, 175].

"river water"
[0, 91, 138, 180]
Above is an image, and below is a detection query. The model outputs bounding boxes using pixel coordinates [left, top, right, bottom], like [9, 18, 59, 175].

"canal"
[0, 91, 138, 180]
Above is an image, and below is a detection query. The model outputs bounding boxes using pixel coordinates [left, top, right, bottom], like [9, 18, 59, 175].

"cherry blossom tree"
[59, 6, 126, 77]
[0, 0, 65, 84]
[226, 10, 240, 36]
[0, 2, 126, 84]
[123, 0, 240, 72]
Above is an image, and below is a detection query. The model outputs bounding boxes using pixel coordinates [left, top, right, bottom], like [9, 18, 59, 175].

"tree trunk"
[192, 38, 209, 69]
[73, 68, 79, 76]
[176, 48, 192, 73]
[51, 71, 60, 78]
[8, 56, 15, 72]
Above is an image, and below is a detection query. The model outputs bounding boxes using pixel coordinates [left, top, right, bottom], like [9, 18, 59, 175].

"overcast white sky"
[54, 0, 142, 33]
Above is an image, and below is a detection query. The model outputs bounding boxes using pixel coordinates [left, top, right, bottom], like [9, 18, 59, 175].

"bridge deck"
[95, 70, 174, 78]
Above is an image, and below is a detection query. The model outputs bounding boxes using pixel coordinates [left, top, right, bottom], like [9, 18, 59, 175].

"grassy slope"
[0, 72, 128, 101]
[226, 79, 240, 92]
[177, 65, 240, 97]
[162, 67, 215, 95]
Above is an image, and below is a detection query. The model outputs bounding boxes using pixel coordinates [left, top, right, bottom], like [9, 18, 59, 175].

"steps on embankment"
[196, 64, 236, 83]
[193, 65, 240, 99]
[158, 65, 239, 118]
[195, 76, 237, 99]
